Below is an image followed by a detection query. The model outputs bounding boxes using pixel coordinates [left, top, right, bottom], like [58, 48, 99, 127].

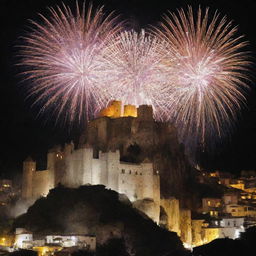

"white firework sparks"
[19, 2, 121, 123]
[154, 6, 250, 147]
[102, 29, 171, 120]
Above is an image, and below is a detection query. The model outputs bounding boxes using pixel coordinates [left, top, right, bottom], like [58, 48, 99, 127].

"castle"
[22, 101, 193, 245]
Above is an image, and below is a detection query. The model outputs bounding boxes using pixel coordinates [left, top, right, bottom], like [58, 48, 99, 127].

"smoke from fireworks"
[154, 6, 250, 147]
[19, 2, 121, 123]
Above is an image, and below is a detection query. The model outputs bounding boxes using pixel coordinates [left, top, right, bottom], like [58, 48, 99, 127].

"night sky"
[1, 0, 256, 178]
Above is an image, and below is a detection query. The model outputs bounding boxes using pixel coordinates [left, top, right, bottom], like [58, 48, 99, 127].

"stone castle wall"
[161, 198, 180, 236]
[79, 105, 193, 200]
[22, 159, 36, 199]
[22, 145, 160, 222]
[191, 219, 204, 246]
[180, 208, 192, 246]
[32, 170, 51, 198]
[22, 103, 194, 238]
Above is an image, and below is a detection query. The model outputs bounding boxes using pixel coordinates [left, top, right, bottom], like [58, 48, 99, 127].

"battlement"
[98, 100, 153, 120]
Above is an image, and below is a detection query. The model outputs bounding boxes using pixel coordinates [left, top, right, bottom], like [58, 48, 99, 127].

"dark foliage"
[193, 226, 256, 256]
[239, 226, 256, 253]
[9, 249, 37, 256]
[97, 238, 129, 256]
[72, 250, 95, 256]
[193, 238, 248, 256]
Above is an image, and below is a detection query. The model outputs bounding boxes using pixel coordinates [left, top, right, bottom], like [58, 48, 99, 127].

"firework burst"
[102, 29, 171, 120]
[18, 3, 251, 153]
[154, 6, 250, 146]
[19, 2, 121, 123]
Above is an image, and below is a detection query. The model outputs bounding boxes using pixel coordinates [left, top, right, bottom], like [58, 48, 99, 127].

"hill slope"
[14, 185, 187, 256]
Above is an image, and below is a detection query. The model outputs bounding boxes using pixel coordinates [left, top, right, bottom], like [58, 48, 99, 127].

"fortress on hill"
[22, 101, 194, 245]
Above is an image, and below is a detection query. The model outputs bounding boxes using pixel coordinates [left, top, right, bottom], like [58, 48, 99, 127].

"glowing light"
[18, 4, 250, 153]
[102, 29, 171, 120]
[154, 6, 250, 147]
[19, 2, 121, 123]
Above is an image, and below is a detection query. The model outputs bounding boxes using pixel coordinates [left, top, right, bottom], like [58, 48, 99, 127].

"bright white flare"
[19, 2, 121, 122]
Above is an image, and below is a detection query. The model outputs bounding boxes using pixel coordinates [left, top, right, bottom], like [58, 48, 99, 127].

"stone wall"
[191, 219, 204, 246]
[79, 109, 194, 200]
[22, 158, 36, 199]
[161, 198, 180, 236]
[179, 208, 192, 246]
[32, 170, 51, 198]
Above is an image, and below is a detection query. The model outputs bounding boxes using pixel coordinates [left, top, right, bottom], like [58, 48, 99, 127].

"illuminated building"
[14, 228, 33, 249]
[21, 102, 195, 245]
[224, 203, 256, 217]
[33, 246, 62, 256]
[0, 235, 14, 247]
[201, 216, 245, 244]
[202, 198, 221, 217]
[45, 235, 96, 250]
[21, 104, 161, 223]
[230, 179, 245, 191]
[98, 100, 137, 118]
[0, 179, 12, 191]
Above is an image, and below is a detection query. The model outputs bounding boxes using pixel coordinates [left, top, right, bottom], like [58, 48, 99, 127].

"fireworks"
[19, 2, 121, 122]
[154, 6, 250, 146]
[101, 29, 170, 120]
[19, 3, 250, 150]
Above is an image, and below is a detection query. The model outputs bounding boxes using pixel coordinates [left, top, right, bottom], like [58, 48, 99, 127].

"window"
[129, 170, 131, 174]
[121, 169, 125, 174]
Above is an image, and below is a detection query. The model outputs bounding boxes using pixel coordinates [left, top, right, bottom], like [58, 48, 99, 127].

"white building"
[210, 217, 245, 239]
[46, 235, 96, 250]
[14, 228, 33, 249]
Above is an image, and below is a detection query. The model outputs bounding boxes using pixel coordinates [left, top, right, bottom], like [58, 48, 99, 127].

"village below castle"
[1, 102, 256, 255]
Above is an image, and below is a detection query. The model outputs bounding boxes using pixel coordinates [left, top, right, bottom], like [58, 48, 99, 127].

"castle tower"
[137, 105, 153, 121]
[123, 104, 137, 117]
[22, 157, 36, 199]
[47, 146, 63, 188]
[98, 100, 122, 118]
[81, 145, 93, 185]
[99, 150, 120, 191]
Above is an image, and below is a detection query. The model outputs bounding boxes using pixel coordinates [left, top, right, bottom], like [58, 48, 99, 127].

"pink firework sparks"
[154, 6, 251, 147]
[102, 29, 171, 120]
[19, 2, 121, 123]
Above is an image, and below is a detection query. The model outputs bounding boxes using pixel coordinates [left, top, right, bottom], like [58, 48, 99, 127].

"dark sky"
[1, 0, 256, 178]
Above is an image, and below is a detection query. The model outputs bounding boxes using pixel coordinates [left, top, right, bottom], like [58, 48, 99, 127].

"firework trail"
[154, 6, 250, 147]
[19, 2, 121, 123]
[102, 29, 171, 120]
